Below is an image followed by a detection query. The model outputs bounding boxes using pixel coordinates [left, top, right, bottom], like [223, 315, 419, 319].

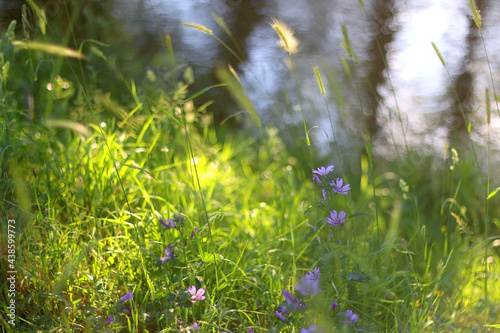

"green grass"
[1, 2, 500, 332]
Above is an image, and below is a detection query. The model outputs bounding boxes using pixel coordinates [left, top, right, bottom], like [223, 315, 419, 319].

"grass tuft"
[1, 3, 499, 332]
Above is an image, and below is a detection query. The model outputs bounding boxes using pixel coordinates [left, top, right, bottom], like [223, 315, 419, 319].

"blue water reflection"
[113, 0, 500, 154]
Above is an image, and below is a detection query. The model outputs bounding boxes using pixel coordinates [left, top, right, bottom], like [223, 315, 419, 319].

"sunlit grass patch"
[1, 1, 500, 332]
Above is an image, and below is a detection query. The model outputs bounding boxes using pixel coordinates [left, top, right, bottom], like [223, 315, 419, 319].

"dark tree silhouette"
[190, 0, 267, 128]
[363, 0, 397, 139]
[448, 0, 488, 146]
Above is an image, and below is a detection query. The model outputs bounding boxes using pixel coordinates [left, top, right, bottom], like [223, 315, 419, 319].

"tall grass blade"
[25, 0, 47, 35]
[45, 119, 91, 137]
[270, 18, 308, 144]
[313, 66, 326, 97]
[12, 41, 85, 59]
[165, 34, 175, 66]
[341, 56, 351, 78]
[186, 83, 226, 102]
[211, 12, 232, 37]
[211, 13, 245, 57]
[341, 23, 359, 63]
[228, 64, 243, 87]
[182, 23, 213, 35]
[431, 42, 446, 66]
[469, 0, 482, 29]
[488, 187, 500, 199]
[270, 17, 299, 55]
[9, 161, 31, 221]
[216, 67, 261, 128]
[486, 88, 491, 124]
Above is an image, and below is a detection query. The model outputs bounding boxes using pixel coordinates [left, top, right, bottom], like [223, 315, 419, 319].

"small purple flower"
[105, 316, 114, 325]
[192, 322, 199, 331]
[160, 244, 175, 263]
[160, 218, 176, 228]
[295, 268, 321, 297]
[122, 305, 131, 315]
[190, 227, 198, 239]
[187, 286, 206, 303]
[249, 329, 254, 333]
[321, 188, 327, 200]
[326, 210, 346, 227]
[312, 165, 334, 185]
[313, 174, 322, 185]
[119, 291, 134, 302]
[275, 310, 286, 321]
[330, 178, 350, 195]
[344, 309, 359, 324]
[331, 301, 338, 310]
[305, 267, 321, 281]
[281, 289, 304, 312]
[313, 165, 334, 177]
[301, 324, 323, 333]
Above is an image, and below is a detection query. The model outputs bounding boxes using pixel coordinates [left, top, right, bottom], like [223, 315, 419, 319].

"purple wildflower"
[249, 329, 254, 333]
[282, 289, 304, 312]
[331, 301, 338, 310]
[122, 305, 131, 315]
[330, 178, 351, 195]
[295, 268, 321, 297]
[190, 227, 198, 239]
[275, 310, 286, 321]
[321, 188, 327, 200]
[344, 309, 359, 324]
[301, 324, 323, 333]
[187, 286, 206, 303]
[313, 165, 334, 177]
[326, 210, 346, 227]
[192, 322, 199, 331]
[312, 165, 334, 185]
[160, 218, 176, 228]
[305, 267, 321, 281]
[119, 291, 134, 302]
[105, 316, 114, 325]
[160, 244, 175, 263]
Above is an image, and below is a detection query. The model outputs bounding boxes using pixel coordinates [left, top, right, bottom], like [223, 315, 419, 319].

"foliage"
[1, 2, 499, 332]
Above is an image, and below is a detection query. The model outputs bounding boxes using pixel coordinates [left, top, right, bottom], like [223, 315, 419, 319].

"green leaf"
[488, 186, 500, 199]
[183, 22, 213, 35]
[216, 67, 261, 128]
[200, 252, 224, 263]
[186, 84, 226, 102]
[431, 42, 446, 66]
[12, 41, 85, 59]
[342, 271, 371, 283]
[45, 119, 90, 137]
[313, 65, 326, 97]
[469, 0, 482, 29]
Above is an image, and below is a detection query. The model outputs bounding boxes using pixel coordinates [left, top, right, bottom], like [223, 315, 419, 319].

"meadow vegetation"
[1, 1, 499, 332]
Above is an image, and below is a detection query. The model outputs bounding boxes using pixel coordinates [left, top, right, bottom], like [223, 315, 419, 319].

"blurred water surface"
[112, 0, 500, 157]
[2, 0, 500, 158]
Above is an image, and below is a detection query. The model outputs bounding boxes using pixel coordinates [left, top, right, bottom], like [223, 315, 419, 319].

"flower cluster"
[160, 244, 175, 263]
[275, 289, 305, 320]
[312, 165, 351, 202]
[187, 285, 206, 303]
[106, 212, 205, 330]
[275, 267, 326, 328]
[275, 165, 363, 331]
[312, 165, 350, 228]
[344, 309, 360, 324]
[295, 267, 321, 297]
[160, 213, 185, 229]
